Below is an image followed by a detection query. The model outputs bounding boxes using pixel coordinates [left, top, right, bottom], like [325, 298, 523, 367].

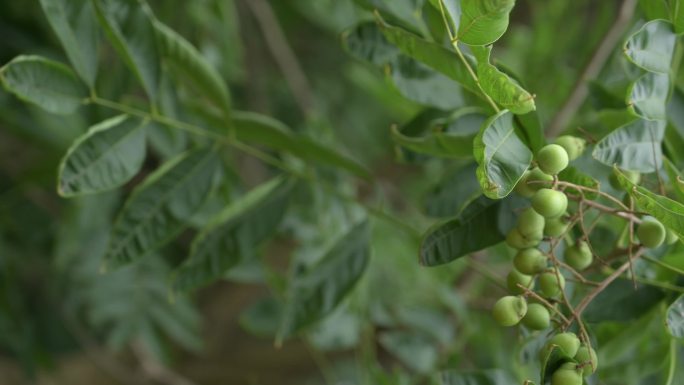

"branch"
[245, 0, 315, 117]
[546, 0, 638, 137]
[574, 247, 645, 318]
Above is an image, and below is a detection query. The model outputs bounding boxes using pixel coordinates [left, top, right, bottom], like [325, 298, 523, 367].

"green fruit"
[574, 345, 598, 376]
[507, 269, 534, 294]
[666, 229, 679, 245]
[492, 295, 527, 327]
[609, 169, 641, 190]
[515, 168, 553, 197]
[514, 248, 547, 274]
[506, 227, 542, 249]
[545, 217, 570, 237]
[564, 240, 593, 271]
[521, 303, 550, 330]
[551, 362, 583, 385]
[539, 270, 565, 297]
[537, 144, 569, 175]
[554, 135, 586, 161]
[637, 216, 666, 248]
[518, 208, 546, 237]
[532, 189, 568, 218]
[549, 332, 581, 357]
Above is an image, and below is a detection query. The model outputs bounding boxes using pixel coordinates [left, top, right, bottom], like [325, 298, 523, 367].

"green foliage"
[173, 177, 294, 292]
[592, 119, 665, 172]
[106, 148, 220, 268]
[474, 110, 532, 199]
[1, 55, 87, 114]
[58, 115, 148, 196]
[2, 0, 684, 383]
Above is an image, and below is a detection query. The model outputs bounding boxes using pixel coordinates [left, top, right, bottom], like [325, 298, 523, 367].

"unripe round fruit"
[549, 332, 581, 357]
[532, 189, 568, 218]
[537, 144, 569, 175]
[539, 270, 565, 297]
[637, 216, 666, 248]
[516, 168, 553, 197]
[521, 303, 550, 330]
[564, 240, 593, 271]
[514, 248, 547, 275]
[574, 345, 598, 376]
[666, 229, 679, 245]
[609, 170, 641, 190]
[551, 363, 583, 385]
[517, 208, 545, 237]
[545, 217, 570, 237]
[554, 135, 586, 161]
[507, 269, 534, 294]
[506, 227, 542, 249]
[492, 295, 527, 326]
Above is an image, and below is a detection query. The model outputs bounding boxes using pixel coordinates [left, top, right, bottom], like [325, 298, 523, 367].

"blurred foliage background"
[1, 0, 682, 384]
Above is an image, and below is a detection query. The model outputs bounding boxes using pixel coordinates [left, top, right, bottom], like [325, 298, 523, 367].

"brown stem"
[574, 248, 645, 318]
[245, 0, 314, 117]
[516, 284, 570, 324]
[546, 0, 638, 137]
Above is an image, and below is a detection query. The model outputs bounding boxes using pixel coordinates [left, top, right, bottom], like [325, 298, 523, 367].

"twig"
[546, 0, 638, 137]
[515, 284, 570, 324]
[245, 0, 314, 117]
[574, 247, 645, 318]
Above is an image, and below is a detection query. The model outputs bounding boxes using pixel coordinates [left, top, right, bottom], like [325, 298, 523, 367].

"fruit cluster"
[490, 136, 676, 384]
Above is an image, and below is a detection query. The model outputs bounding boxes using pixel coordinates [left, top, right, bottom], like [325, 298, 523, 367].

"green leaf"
[666, 294, 684, 338]
[624, 19, 676, 74]
[0, 55, 87, 114]
[173, 177, 294, 292]
[105, 148, 220, 268]
[456, 0, 515, 45]
[438, 0, 462, 34]
[389, 56, 465, 110]
[232, 111, 370, 178]
[58, 115, 148, 197]
[342, 23, 464, 109]
[474, 110, 532, 199]
[628, 72, 669, 120]
[616, 167, 684, 241]
[39, 0, 99, 87]
[664, 157, 684, 202]
[277, 220, 370, 340]
[440, 370, 514, 385]
[376, 13, 479, 94]
[239, 297, 283, 338]
[420, 195, 504, 266]
[391, 107, 485, 159]
[378, 331, 438, 373]
[514, 111, 545, 153]
[341, 22, 399, 66]
[92, 0, 160, 101]
[152, 18, 232, 115]
[592, 119, 665, 173]
[425, 163, 481, 217]
[477, 61, 536, 115]
[558, 167, 599, 199]
[584, 278, 665, 322]
[673, 0, 684, 34]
